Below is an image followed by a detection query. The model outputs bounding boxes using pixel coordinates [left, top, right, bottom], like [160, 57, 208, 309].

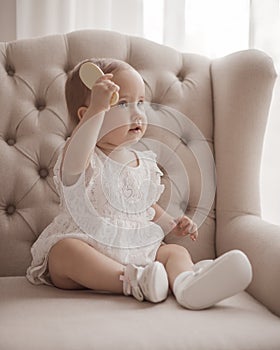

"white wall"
[0, 0, 16, 41]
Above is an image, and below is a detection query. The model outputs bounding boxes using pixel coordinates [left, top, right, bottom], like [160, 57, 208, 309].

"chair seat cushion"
[1, 277, 280, 350]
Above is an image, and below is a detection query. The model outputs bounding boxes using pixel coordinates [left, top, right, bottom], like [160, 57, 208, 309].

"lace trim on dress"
[52, 147, 165, 249]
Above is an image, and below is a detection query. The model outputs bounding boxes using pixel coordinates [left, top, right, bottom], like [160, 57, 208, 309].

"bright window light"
[143, 0, 164, 44]
[143, 0, 250, 57]
[184, 0, 250, 57]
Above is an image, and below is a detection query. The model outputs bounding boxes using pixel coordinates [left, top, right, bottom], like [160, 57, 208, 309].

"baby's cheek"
[101, 107, 129, 136]
[104, 108, 130, 131]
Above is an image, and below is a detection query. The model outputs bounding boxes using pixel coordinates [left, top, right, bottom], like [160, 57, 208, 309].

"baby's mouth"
[129, 126, 142, 133]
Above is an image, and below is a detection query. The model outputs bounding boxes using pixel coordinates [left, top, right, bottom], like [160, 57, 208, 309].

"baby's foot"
[121, 262, 169, 303]
[174, 250, 252, 310]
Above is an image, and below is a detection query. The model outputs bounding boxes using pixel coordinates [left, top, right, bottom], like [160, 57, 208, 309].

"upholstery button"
[151, 103, 160, 111]
[6, 138, 15, 146]
[6, 205, 16, 215]
[6, 67, 15, 76]
[177, 74, 184, 82]
[180, 137, 188, 146]
[64, 65, 72, 74]
[36, 103, 46, 111]
[39, 168, 49, 178]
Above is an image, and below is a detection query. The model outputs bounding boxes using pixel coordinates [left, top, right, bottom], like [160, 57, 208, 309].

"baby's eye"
[118, 100, 128, 108]
[137, 100, 145, 108]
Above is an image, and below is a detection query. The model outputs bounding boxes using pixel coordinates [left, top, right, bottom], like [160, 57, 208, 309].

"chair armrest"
[211, 49, 277, 217]
[211, 50, 279, 316]
[217, 214, 280, 317]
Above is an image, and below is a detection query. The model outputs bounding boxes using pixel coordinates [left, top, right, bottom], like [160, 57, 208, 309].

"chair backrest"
[0, 29, 216, 276]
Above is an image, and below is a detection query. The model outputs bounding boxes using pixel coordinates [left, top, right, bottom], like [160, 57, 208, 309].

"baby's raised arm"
[61, 74, 119, 186]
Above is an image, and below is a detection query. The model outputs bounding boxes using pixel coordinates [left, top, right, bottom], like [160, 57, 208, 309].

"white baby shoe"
[174, 249, 252, 310]
[121, 262, 169, 303]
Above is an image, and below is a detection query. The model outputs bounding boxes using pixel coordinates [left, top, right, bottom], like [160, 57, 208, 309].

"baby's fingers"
[179, 218, 198, 240]
[189, 223, 198, 241]
[95, 74, 119, 91]
[97, 73, 113, 82]
[190, 232, 197, 241]
[177, 216, 189, 229]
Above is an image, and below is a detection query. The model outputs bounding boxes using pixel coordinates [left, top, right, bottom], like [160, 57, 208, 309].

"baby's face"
[97, 69, 147, 150]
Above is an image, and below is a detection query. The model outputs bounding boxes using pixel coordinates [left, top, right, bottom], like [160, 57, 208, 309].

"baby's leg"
[156, 244, 194, 290]
[48, 238, 124, 293]
[156, 244, 252, 309]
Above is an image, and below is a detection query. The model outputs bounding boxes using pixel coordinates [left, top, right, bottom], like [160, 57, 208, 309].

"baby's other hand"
[88, 74, 119, 114]
[171, 216, 198, 241]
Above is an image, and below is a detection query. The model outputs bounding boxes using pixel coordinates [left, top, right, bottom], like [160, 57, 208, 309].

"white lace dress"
[26, 147, 165, 285]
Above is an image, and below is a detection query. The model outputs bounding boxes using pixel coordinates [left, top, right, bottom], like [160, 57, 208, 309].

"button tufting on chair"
[39, 168, 49, 178]
[151, 103, 160, 111]
[36, 101, 46, 111]
[6, 205, 16, 215]
[6, 138, 15, 146]
[64, 65, 72, 74]
[6, 67, 15, 76]
[180, 137, 188, 146]
[0, 29, 279, 350]
[177, 73, 185, 82]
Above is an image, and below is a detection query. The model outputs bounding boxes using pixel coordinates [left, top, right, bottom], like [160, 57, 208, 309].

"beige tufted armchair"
[1, 29, 280, 350]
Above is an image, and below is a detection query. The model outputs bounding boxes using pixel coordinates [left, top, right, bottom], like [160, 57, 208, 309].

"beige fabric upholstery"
[0, 29, 279, 349]
[1, 277, 280, 350]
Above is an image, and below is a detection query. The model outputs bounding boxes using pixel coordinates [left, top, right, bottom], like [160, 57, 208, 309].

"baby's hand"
[171, 216, 198, 241]
[88, 74, 119, 115]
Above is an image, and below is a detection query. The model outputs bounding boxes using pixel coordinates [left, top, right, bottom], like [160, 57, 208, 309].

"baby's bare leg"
[156, 244, 193, 290]
[48, 238, 124, 293]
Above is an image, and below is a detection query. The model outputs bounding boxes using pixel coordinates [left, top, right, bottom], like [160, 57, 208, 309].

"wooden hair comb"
[79, 62, 119, 105]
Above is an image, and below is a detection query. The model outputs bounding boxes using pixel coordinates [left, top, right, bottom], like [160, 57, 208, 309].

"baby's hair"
[65, 58, 134, 123]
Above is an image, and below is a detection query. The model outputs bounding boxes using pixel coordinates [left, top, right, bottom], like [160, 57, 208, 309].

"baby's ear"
[77, 106, 88, 121]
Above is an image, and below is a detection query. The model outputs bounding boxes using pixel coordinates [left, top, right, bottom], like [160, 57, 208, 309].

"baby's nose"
[131, 102, 144, 116]
[131, 112, 143, 124]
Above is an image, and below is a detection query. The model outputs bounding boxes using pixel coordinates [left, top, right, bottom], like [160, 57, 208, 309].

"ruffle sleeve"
[139, 150, 165, 203]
